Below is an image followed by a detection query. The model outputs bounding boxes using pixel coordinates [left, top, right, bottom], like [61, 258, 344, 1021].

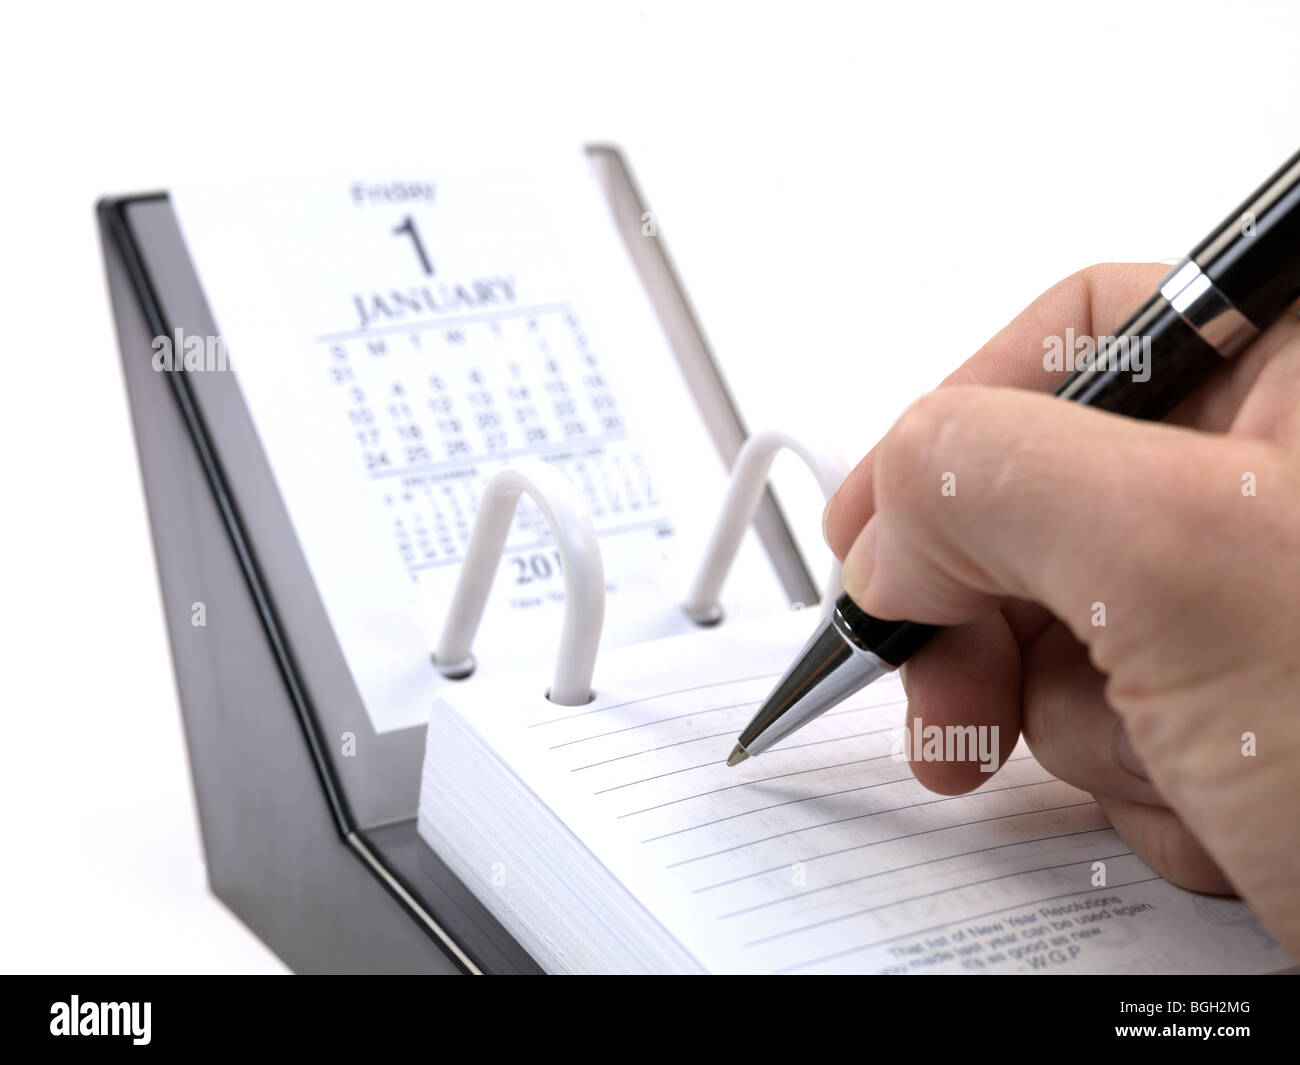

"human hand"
[822, 262, 1300, 954]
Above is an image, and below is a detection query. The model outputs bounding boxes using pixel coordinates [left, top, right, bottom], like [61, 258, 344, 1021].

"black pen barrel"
[1052, 294, 1221, 419]
[1192, 147, 1300, 329]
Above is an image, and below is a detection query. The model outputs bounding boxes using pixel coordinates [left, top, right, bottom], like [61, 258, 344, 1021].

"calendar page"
[173, 150, 792, 733]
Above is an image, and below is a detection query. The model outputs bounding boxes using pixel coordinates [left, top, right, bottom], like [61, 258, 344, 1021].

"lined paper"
[427, 609, 1289, 973]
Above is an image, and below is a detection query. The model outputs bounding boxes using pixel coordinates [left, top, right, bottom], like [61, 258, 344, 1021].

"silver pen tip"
[726, 744, 750, 768]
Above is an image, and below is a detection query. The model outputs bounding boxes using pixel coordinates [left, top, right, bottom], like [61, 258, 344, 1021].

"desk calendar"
[174, 152, 789, 733]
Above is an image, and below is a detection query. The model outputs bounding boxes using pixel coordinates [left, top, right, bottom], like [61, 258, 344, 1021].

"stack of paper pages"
[420, 609, 1293, 974]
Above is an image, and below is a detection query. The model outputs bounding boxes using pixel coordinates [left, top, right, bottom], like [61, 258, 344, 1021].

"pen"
[728, 145, 1300, 767]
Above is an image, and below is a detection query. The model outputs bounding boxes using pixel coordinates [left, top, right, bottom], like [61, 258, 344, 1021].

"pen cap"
[1190, 147, 1300, 329]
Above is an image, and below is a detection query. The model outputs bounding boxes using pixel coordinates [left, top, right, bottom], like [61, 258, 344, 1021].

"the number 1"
[392, 215, 434, 276]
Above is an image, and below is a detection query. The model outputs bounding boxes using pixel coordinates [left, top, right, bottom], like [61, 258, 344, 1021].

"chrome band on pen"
[1158, 258, 1260, 359]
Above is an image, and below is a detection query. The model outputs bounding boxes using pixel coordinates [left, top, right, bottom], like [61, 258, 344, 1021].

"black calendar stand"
[98, 146, 819, 974]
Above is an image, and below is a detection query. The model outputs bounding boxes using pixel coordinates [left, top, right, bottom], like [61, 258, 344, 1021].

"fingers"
[998, 597, 1054, 650]
[1019, 620, 1164, 806]
[896, 610, 1022, 796]
[901, 611, 1170, 805]
[839, 384, 1280, 686]
[823, 262, 1169, 560]
[1094, 795, 1235, 896]
[1119, 682, 1300, 950]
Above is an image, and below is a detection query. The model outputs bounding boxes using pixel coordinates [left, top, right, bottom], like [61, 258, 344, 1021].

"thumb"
[843, 385, 1285, 684]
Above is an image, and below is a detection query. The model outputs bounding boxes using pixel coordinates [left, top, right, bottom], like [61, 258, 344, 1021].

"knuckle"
[875, 388, 984, 512]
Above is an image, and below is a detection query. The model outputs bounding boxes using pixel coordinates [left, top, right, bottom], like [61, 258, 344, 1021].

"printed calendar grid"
[314, 300, 677, 580]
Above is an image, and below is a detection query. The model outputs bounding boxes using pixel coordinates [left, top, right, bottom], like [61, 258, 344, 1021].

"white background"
[1, 0, 1296, 973]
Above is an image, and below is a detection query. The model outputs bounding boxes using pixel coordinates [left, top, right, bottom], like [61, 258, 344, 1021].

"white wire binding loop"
[433, 460, 605, 706]
[683, 429, 849, 625]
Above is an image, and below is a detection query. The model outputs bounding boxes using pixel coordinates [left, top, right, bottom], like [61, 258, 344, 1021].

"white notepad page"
[420, 608, 1292, 974]
[173, 150, 789, 733]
